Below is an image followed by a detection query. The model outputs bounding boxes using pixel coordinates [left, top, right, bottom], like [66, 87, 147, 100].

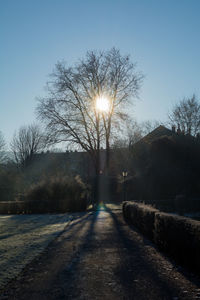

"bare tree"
[112, 120, 143, 149]
[10, 124, 45, 168]
[140, 120, 161, 136]
[0, 131, 7, 163]
[112, 119, 161, 149]
[169, 95, 200, 136]
[37, 48, 143, 176]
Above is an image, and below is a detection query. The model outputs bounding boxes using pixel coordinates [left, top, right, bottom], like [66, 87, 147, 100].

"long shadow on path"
[105, 206, 200, 300]
[2, 207, 200, 300]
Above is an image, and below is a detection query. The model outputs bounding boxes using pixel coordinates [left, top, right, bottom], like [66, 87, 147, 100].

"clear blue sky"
[1, 0, 200, 145]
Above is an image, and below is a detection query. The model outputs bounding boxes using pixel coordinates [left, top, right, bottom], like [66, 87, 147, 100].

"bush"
[0, 167, 19, 202]
[123, 201, 200, 272]
[154, 212, 200, 271]
[0, 174, 90, 214]
[123, 201, 158, 240]
[122, 201, 130, 220]
[24, 174, 89, 213]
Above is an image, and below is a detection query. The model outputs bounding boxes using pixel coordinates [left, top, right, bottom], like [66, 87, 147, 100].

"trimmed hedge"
[154, 212, 200, 271]
[123, 201, 200, 272]
[0, 201, 25, 214]
[123, 201, 158, 240]
[0, 198, 88, 214]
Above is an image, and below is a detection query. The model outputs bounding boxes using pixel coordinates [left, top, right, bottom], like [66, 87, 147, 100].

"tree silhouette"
[37, 48, 142, 175]
[169, 95, 200, 136]
[0, 131, 7, 163]
[11, 124, 45, 168]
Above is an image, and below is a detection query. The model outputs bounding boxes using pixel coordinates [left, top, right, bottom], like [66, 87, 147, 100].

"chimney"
[172, 125, 176, 133]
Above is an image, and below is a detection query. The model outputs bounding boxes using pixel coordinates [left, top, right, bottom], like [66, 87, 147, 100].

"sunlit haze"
[96, 96, 110, 113]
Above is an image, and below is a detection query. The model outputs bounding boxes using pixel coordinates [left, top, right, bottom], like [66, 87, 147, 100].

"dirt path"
[1, 207, 200, 299]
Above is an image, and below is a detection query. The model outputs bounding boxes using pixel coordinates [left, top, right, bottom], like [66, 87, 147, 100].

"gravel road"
[1, 207, 200, 300]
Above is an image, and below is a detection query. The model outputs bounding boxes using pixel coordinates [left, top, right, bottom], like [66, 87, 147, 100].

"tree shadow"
[52, 207, 177, 299]
[105, 206, 200, 299]
[3, 207, 200, 300]
[0, 212, 90, 241]
[45, 210, 100, 299]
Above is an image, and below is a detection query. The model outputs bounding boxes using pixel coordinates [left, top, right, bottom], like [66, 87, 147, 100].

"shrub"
[154, 212, 200, 271]
[24, 174, 89, 213]
[123, 201, 200, 272]
[122, 201, 130, 220]
[0, 168, 19, 202]
[0, 174, 90, 214]
[123, 201, 158, 240]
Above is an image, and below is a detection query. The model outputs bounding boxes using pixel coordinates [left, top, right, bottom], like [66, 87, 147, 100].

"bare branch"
[10, 124, 46, 168]
[169, 94, 200, 136]
[37, 48, 143, 173]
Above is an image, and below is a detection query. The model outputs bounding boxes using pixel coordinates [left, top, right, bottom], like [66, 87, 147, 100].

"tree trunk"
[105, 138, 110, 175]
[93, 149, 100, 206]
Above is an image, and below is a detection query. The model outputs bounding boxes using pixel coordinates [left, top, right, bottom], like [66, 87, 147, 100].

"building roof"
[136, 125, 174, 145]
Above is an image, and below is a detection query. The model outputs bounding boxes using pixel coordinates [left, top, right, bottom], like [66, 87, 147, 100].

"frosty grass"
[0, 214, 72, 289]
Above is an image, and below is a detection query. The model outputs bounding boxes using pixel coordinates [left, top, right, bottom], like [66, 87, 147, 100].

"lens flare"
[98, 202, 105, 210]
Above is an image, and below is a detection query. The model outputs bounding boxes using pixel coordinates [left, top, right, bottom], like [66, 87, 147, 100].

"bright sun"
[95, 96, 110, 112]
